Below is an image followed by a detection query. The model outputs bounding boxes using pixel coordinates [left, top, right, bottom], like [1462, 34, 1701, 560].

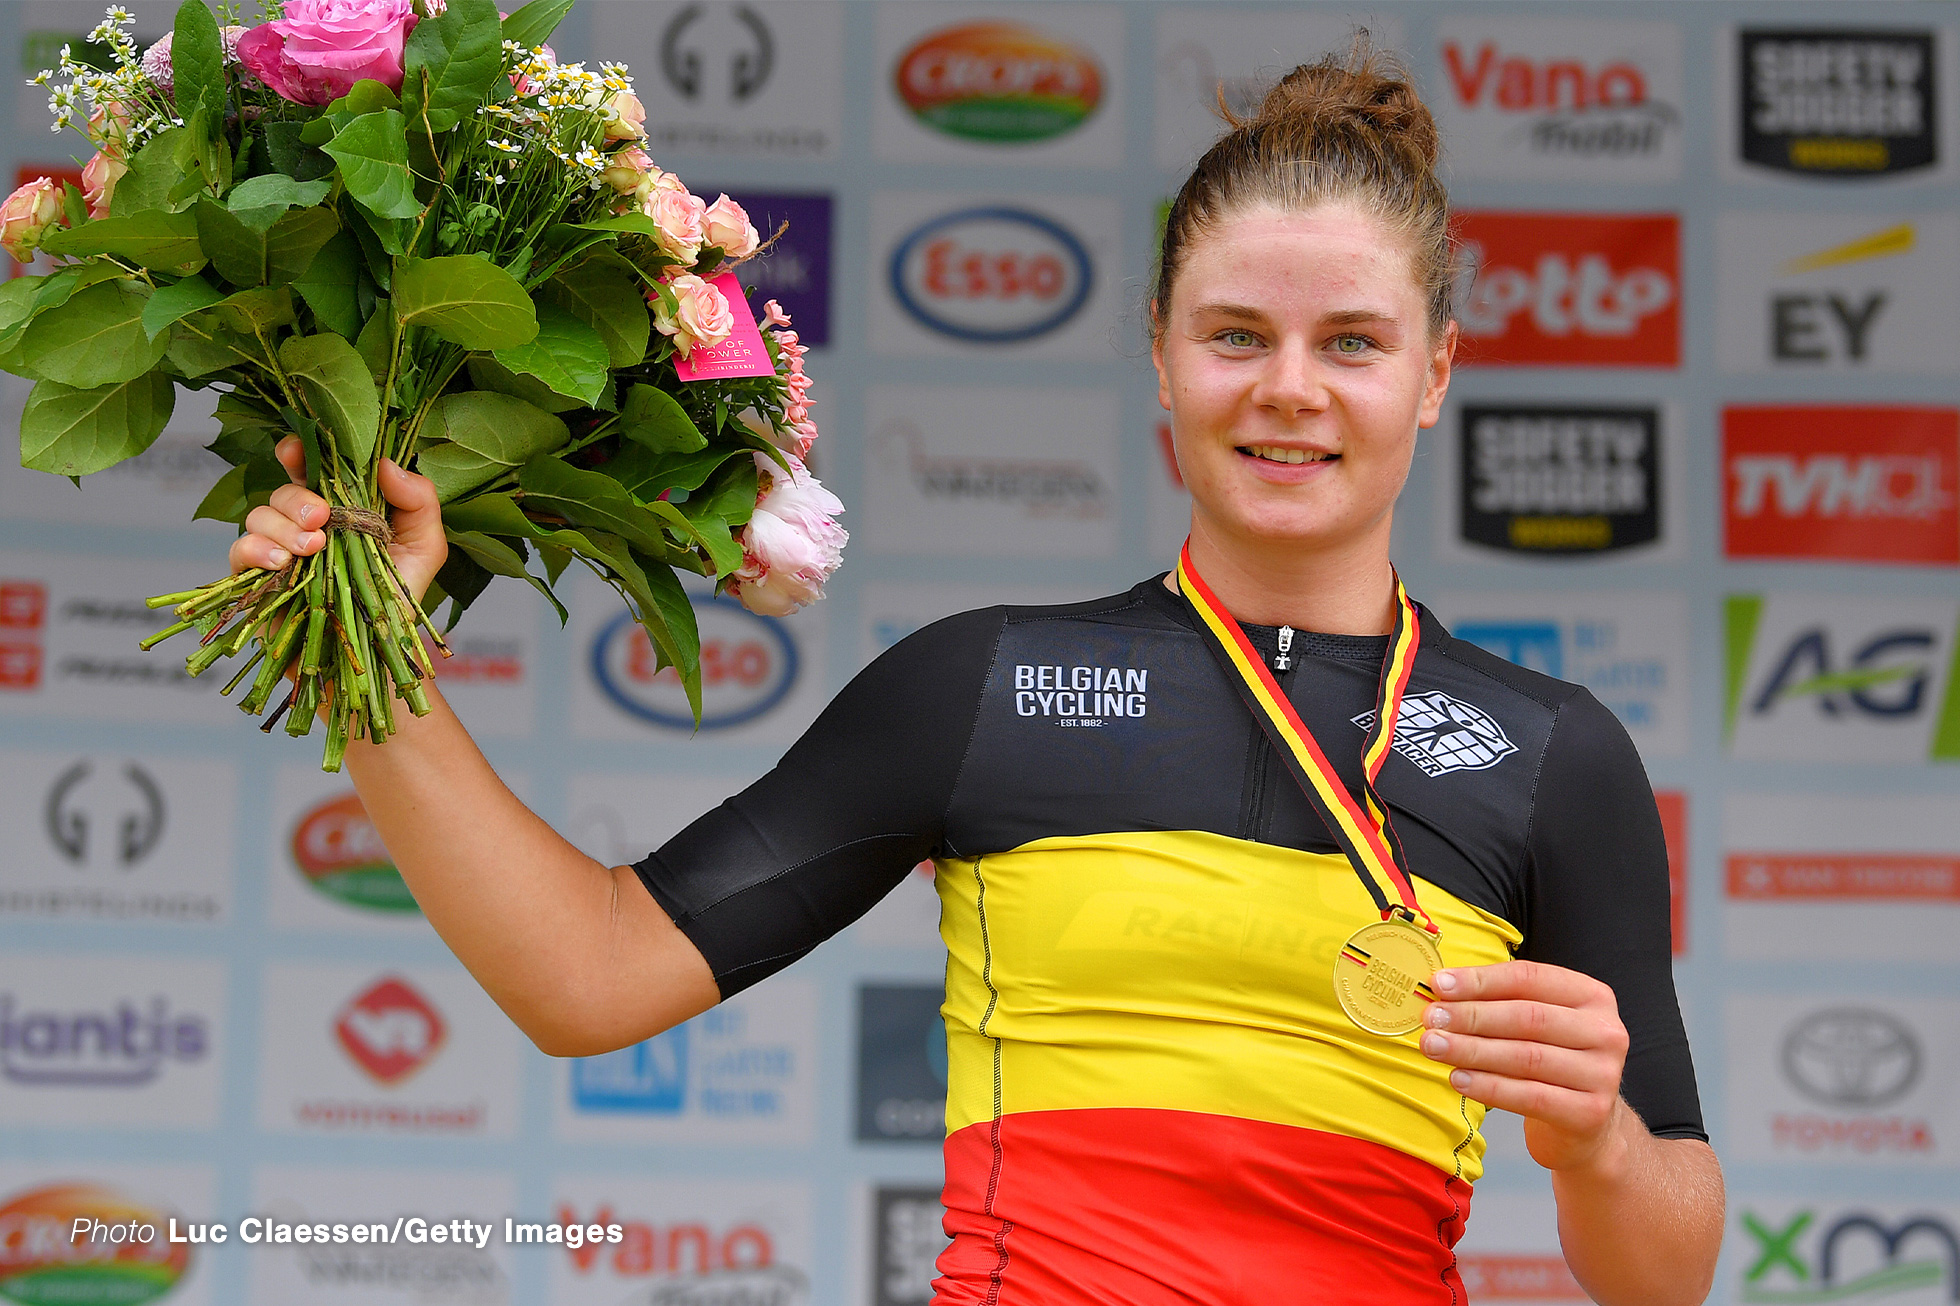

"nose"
[1251, 335, 1329, 418]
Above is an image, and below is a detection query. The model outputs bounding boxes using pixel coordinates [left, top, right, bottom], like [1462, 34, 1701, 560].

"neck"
[1176, 514, 1397, 634]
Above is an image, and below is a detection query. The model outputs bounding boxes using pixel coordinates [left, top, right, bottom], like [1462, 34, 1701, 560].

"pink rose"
[654, 273, 734, 358]
[0, 178, 63, 261]
[760, 299, 792, 330]
[642, 185, 705, 265]
[702, 195, 760, 261]
[727, 453, 847, 616]
[87, 103, 135, 157]
[605, 91, 646, 141]
[234, 0, 417, 106]
[81, 151, 128, 220]
[602, 147, 652, 197]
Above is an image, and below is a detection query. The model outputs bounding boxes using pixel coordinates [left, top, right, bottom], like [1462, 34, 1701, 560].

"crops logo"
[895, 23, 1101, 144]
[1440, 34, 1680, 162]
[1723, 594, 1960, 761]
[1460, 405, 1660, 554]
[558, 1201, 806, 1301]
[44, 760, 165, 868]
[591, 599, 796, 731]
[0, 1183, 192, 1306]
[1737, 1209, 1958, 1302]
[0, 580, 47, 690]
[1451, 213, 1679, 366]
[332, 977, 445, 1086]
[1725, 407, 1958, 564]
[1740, 29, 1937, 177]
[290, 792, 417, 913]
[660, 4, 772, 104]
[889, 207, 1092, 345]
[0, 994, 207, 1087]
[1771, 1007, 1933, 1156]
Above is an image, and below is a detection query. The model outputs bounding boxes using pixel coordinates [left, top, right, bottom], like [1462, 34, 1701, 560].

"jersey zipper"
[1244, 629, 1297, 842]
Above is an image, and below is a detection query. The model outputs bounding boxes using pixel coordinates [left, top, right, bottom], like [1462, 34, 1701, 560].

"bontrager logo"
[1353, 691, 1518, 776]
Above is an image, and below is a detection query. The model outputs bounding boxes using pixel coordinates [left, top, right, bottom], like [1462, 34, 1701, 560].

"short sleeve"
[633, 607, 1006, 996]
[1518, 690, 1706, 1141]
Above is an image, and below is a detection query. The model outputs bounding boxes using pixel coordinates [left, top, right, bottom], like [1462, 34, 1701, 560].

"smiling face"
[1152, 201, 1455, 570]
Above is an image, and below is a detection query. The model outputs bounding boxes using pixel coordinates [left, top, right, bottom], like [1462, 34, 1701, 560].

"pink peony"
[642, 184, 705, 265]
[726, 452, 847, 616]
[234, 0, 417, 106]
[653, 273, 733, 358]
[140, 33, 174, 91]
[0, 178, 63, 261]
[701, 194, 760, 260]
[605, 91, 646, 141]
[81, 151, 127, 220]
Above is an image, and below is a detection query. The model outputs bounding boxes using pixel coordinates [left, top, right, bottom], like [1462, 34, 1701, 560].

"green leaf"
[394, 255, 538, 349]
[209, 285, 295, 334]
[194, 197, 277, 285]
[40, 208, 204, 273]
[540, 253, 649, 367]
[166, 320, 254, 376]
[292, 230, 365, 338]
[172, 0, 228, 140]
[465, 354, 581, 413]
[355, 305, 395, 378]
[403, 0, 504, 134]
[280, 332, 381, 466]
[259, 122, 335, 182]
[443, 528, 569, 621]
[683, 453, 760, 525]
[227, 175, 332, 212]
[114, 128, 195, 216]
[192, 462, 248, 523]
[264, 206, 341, 285]
[620, 383, 707, 453]
[515, 456, 678, 555]
[19, 373, 176, 476]
[141, 274, 224, 338]
[491, 305, 608, 406]
[323, 111, 422, 221]
[20, 282, 168, 387]
[418, 441, 512, 503]
[422, 391, 568, 465]
[598, 443, 745, 501]
[501, 0, 577, 50]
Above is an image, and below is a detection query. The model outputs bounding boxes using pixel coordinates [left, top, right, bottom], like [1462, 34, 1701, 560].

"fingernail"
[267, 549, 290, 566]
[1421, 1032, 1448, 1057]
[307, 531, 326, 551]
[297, 505, 317, 527]
[1433, 970, 1458, 993]
[1425, 1006, 1450, 1029]
[1449, 1070, 1472, 1091]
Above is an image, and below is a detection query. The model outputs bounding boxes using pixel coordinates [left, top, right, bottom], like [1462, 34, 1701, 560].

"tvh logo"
[1739, 29, 1938, 177]
[1451, 213, 1679, 366]
[1724, 406, 1958, 564]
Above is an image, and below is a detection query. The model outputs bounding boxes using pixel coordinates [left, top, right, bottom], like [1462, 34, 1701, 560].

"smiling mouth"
[1240, 445, 1336, 465]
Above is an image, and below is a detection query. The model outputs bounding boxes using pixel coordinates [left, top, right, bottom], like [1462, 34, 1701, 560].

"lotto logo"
[1724, 407, 1959, 565]
[332, 977, 445, 1086]
[1452, 212, 1680, 367]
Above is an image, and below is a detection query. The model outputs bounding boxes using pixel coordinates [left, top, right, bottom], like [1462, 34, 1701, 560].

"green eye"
[1220, 330, 1258, 348]
[1332, 335, 1371, 354]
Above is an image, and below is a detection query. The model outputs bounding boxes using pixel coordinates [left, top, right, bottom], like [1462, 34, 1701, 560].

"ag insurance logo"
[1434, 16, 1684, 181]
[1739, 29, 1939, 177]
[1451, 213, 1680, 366]
[1724, 594, 1960, 762]
[1724, 407, 1959, 565]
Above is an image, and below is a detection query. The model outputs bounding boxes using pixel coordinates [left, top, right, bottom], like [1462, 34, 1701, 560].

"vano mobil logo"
[1724, 406, 1959, 564]
[1451, 213, 1679, 366]
[332, 977, 445, 1087]
[0, 1183, 192, 1306]
[1435, 17, 1684, 180]
[1724, 593, 1960, 762]
[889, 207, 1092, 345]
[591, 599, 796, 731]
[1736, 1208, 1959, 1303]
[896, 22, 1102, 144]
[1739, 29, 1939, 177]
[291, 793, 417, 914]
[0, 994, 206, 1089]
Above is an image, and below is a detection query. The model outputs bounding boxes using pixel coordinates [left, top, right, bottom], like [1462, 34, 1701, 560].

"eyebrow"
[1187, 302, 1401, 328]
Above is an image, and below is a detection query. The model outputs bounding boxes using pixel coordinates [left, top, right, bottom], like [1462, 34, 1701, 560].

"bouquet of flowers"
[3, 0, 844, 769]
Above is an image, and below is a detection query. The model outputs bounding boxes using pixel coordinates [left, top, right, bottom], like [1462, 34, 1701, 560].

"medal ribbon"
[1175, 542, 1438, 935]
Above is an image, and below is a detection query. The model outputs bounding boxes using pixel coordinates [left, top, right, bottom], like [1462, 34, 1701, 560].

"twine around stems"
[326, 506, 395, 544]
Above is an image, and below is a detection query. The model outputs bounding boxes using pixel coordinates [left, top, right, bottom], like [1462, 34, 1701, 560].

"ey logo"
[1770, 224, 1912, 365]
[1740, 1209, 1959, 1303]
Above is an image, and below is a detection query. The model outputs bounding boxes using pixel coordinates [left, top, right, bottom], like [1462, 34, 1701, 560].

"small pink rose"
[653, 273, 734, 358]
[605, 91, 646, 141]
[701, 194, 760, 261]
[0, 178, 63, 261]
[760, 299, 792, 330]
[235, 0, 417, 106]
[81, 151, 128, 220]
[642, 185, 705, 265]
[602, 146, 652, 196]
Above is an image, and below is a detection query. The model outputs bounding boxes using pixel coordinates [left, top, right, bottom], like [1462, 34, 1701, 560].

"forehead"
[1171, 202, 1419, 309]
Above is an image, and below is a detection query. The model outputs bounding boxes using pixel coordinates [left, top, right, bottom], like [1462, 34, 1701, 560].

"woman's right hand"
[227, 436, 449, 603]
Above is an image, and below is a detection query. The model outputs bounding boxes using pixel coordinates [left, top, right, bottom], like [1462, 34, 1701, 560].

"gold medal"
[1333, 913, 1443, 1037]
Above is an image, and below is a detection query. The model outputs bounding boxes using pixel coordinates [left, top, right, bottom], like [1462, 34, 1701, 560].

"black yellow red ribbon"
[1176, 541, 1438, 935]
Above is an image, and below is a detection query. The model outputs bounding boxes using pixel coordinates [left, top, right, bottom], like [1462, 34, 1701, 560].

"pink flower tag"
[674, 273, 775, 381]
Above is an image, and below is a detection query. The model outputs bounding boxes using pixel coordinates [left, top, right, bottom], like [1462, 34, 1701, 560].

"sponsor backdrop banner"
[0, 2, 1954, 1303]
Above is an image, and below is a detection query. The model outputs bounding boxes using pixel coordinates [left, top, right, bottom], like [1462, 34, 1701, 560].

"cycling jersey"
[636, 577, 1703, 1306]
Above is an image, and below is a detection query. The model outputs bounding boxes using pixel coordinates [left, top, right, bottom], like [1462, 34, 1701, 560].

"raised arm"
[233, 437, 719, 1055]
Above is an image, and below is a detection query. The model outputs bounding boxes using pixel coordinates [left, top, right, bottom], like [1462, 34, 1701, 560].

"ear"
[1150, 302, 1172, 412]
[1417, 320, 1457, 430]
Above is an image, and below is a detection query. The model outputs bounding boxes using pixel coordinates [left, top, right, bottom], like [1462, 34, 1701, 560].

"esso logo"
[591, 601, 797, 730]
[895, 22, 1103, 143]
[890, 207, 1093, 343]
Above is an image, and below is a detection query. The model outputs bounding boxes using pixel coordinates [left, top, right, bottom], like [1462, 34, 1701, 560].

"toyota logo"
[1780, 1008, 1921, 1109]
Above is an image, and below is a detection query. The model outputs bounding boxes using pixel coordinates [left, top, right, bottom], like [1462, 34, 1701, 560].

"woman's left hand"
[1419, 959, 1632, 1174]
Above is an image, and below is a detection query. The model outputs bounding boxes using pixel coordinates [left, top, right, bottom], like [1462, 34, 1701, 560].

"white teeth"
[1245, 445, 1330, 465]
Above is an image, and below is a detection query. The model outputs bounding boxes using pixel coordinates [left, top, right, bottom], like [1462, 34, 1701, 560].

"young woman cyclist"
[230, 47, 1724, 1306]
